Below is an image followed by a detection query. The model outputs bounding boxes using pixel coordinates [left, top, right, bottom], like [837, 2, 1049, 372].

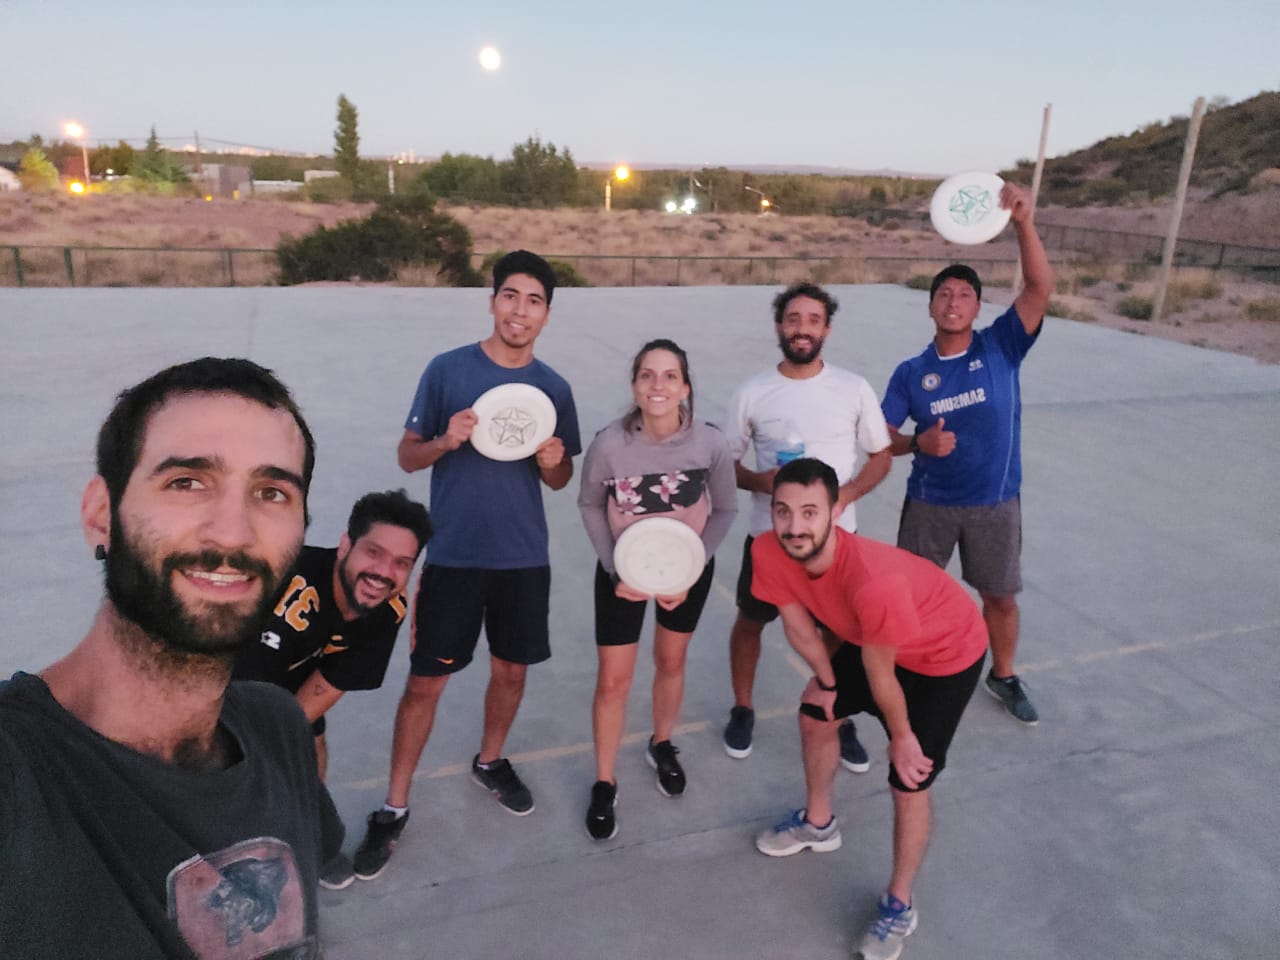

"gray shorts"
[897, 496, 1022, 596]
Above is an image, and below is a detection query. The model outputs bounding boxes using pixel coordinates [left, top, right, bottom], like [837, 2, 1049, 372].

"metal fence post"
[63, 247, 75, 287]
[10, 247, 23, 288]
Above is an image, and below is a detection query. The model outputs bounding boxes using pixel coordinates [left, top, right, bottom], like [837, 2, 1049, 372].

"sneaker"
[856, 893, 918, 960]
[471, 755, 535, 815]
[318, 852, 355, 891]
[984, 672, 1039, 725]
[754, 808, 842, 857]
[585, 780, 618, 840]
[839, 719, 870, 773]
[352, 809, 409, 881]
[646, 738, 686, 797]
[723, 705, 755, 759]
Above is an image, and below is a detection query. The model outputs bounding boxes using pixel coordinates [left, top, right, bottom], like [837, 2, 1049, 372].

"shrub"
[480, 250, 590, 289]
[903, 274, 932, 291]
[1169, 274, 1223, 302]
[18, 148, 59, 192]
[276, 197, 482, 286]
[1117, 295, 1154, 320]
[1048, 299, 1097, 323]
[1244, 297, 1280, 322]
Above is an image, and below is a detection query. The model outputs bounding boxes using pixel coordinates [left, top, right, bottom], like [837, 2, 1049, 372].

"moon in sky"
[479, 46, 501, 71]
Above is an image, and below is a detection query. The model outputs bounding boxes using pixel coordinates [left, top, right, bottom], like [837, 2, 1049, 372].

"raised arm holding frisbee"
[577, 338, 737, 840]
[353, 250, 582, 881]
[751, 458, 986, 960]
[881, 181, 1053, 725]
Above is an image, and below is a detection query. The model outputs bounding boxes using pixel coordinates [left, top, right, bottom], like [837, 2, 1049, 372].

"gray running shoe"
[471, 755, 535, 815]
[318, 852, 355, 891]
[352, 810, 409, 881]
[723, 705, 755, 759]
[984, 672, 1039, 725]
[755, 808, 842, 857]
[857, 893, 918, 960]
[839, 719, 870, 773]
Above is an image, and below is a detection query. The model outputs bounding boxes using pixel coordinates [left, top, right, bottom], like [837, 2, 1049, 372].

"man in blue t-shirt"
[354, 250, 582, 882]
[881, 182, 1052, 726]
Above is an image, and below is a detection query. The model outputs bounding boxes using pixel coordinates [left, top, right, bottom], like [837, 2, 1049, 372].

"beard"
[105, 512, 294, 659]
[336, 552, 395, 617]
[777, 331, 825, 365]
[779, 520, 833, 564]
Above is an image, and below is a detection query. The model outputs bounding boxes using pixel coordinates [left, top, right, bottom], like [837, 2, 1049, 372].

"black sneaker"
[352, 809, 409, 881]
[585, 780, 618, 840]
[471, 755, 535, 815]
[723, 705, 755, 759]
[839, 719, 870, 773]
[318, 852, 355, 891]
[646, 738, 686, 797]
[984, 672, 1039, 725]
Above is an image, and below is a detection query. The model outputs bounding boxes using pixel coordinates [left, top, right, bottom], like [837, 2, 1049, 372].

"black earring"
[94, 544, 107, 561]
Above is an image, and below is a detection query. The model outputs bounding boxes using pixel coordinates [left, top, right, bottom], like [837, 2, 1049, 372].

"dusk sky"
[2, 0, 1276, 174]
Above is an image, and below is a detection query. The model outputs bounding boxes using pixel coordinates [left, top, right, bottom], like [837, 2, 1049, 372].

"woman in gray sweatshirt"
[577, 338, 737, 840]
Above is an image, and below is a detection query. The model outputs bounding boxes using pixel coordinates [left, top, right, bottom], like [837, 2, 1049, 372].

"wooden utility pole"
[1015, 103, 1052, 296]
[1152, 97, 1206, 322]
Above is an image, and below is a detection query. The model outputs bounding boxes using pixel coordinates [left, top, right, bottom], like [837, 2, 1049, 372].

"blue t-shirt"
[882, 305, 1039, 507]
[404, 343, 581, 568]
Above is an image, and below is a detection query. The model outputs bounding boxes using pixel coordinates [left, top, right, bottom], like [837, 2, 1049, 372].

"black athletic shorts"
[409, 564, 551, 677]
[594, 559, 715, 646]
[826, 643, 984, 792]
[735, 535, 779, 624]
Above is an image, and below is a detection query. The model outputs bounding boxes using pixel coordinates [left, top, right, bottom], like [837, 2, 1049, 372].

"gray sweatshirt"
[578, 417, 738, 575]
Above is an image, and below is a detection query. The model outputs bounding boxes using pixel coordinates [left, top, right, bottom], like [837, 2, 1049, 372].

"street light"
[64, 121, 91, 192]
[744, 185, 772, 214]
[604, 165, 630, 211]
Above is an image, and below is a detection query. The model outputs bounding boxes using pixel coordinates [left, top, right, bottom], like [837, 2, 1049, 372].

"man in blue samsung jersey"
[881, 182, 1052, 726]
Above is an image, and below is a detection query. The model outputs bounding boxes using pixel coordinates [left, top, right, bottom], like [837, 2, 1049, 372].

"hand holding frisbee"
[929, 171, 1012, 245]
[469, 383, 558, 461]
[613, 517, 706, 597]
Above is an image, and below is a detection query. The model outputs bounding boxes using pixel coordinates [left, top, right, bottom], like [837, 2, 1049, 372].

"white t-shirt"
[723, 363, 891, 535]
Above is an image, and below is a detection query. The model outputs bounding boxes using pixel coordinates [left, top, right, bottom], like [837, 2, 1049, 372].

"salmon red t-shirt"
[751, 529, 986, 676]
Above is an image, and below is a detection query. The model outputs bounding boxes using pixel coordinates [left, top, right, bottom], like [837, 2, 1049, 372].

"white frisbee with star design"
[470, 383, 558, 461]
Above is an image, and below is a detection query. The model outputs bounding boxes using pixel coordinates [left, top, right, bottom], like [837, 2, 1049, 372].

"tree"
[18, 148, 59, 192]
[419, 152, 502, 203]
[135, 126, 188, 184]
[90, 141, 136, 177]
[334, 94, 361, 185]
[502, 136, 578, 206]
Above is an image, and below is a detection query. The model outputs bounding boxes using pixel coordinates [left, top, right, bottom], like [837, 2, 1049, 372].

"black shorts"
[828, 643, 984, 792]
[594, 559, 715, 646]
[409, 564, 551, 677]
[735, 535, 779, 624]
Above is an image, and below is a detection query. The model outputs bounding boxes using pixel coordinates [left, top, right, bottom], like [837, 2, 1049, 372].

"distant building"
[304, 169, 339, 183]
[191, 163, 252, 199]
[0, 167, 19, 192]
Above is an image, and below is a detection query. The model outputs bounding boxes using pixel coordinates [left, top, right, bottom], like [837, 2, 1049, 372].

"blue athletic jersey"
[404, 342, 581, 568]
[882, 306, 1039, 506]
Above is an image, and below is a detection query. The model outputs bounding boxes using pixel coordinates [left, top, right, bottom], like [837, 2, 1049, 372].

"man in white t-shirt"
[721, 283, 892, 765]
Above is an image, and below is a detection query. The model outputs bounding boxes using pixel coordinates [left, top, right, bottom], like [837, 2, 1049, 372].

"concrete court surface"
[1, 284, 1277, 960]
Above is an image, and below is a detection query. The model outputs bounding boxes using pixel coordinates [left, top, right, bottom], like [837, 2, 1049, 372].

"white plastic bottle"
[775, 420, 805, 467]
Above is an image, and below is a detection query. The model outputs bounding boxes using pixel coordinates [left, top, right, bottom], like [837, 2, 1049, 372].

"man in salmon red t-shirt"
[749, 457, 986, 960]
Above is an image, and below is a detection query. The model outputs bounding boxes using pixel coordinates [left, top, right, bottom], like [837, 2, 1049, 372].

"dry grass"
[2, 191, 1278, 362]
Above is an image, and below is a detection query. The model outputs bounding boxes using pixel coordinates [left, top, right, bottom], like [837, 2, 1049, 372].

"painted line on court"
[340, 617, 1276, 792]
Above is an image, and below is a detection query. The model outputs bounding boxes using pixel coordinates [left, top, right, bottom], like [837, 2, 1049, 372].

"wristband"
[814, 677, 836, 692]
[909, 434, 920, 453]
